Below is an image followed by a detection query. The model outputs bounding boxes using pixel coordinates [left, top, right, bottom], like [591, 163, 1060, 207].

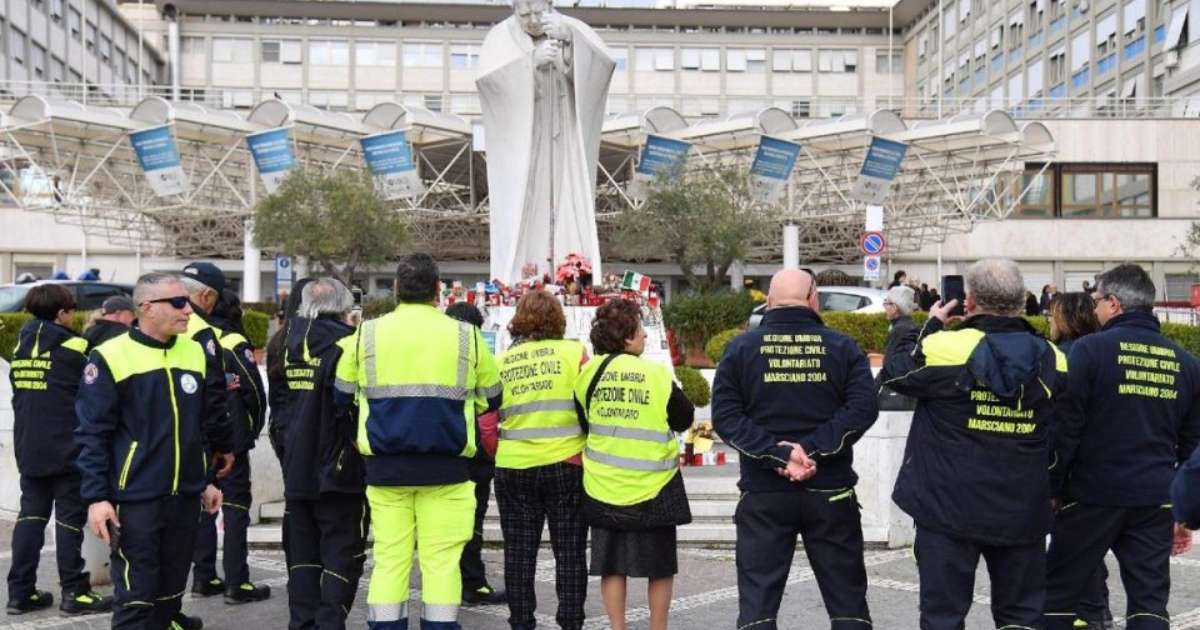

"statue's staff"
[537, 12, 571, 275]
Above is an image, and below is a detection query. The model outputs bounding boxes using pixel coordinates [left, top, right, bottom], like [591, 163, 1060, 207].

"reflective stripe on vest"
[500, 399, 576, 419]
[587, 423, 674, 444]
[584, 446, 677, 471]
[500, 425, 584, 440]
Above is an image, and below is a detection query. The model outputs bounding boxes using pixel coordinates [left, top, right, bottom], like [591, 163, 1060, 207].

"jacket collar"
[129, 327, 177, 350]
[961, 313, 1038, 336]
[760, 306, 824, 327]
[1101, 310, 1161, 333]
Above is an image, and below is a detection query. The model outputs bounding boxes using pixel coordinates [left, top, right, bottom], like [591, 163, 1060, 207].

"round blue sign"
[861, 232, 886, 255]
[865, 257, 880, 271]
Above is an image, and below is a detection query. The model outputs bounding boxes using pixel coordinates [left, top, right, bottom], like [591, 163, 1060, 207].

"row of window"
[1014, 163, 1155, 218]
[4, 2, 160, 85]
[191, 36, 902, 75]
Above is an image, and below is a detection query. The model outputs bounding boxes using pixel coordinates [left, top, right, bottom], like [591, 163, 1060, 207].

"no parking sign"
[860, 231, 886, 256]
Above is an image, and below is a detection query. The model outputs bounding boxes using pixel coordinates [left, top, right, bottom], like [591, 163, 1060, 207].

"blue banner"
[246, 127, 296, 193]
[749, 136, 802, 203]
[360, 130, 424, 199]
[128, 125, 188, 197]
[850, 136, 909, 205]
[636, 135, 691, 177]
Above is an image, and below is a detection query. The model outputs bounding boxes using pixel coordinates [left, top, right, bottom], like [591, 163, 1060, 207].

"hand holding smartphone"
[941, 275, 966, 317]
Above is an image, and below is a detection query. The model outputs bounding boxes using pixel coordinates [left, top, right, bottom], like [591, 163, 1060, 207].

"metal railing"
[1, 79, 1199, 121]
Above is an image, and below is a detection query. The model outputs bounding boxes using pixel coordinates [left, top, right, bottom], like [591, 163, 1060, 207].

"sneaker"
[224, 582, 271, 605]
[191, 578, 225, 598]
[59, 591, 113, 615]
[169, 612, 204, 630]
[6, 590, 53, 615]
[462, 585, 507, 606]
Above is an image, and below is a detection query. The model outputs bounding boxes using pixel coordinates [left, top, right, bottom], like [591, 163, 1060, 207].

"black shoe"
[191, 577, 225, 598]
[224, 582, 271, 605]
[462, 585, 507, 606]
[6, 590, 53, 615]
[59, 591, 113, 615]
[170, 612, 204, 630]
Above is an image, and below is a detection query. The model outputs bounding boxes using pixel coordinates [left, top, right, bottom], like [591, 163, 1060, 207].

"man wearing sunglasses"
[1045, 264, 1200, 630]
[76, 272, 232, 630]
[181, 262, 271, 606]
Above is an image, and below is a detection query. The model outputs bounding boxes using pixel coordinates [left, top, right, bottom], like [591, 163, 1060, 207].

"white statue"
[476, 0, 615, 284]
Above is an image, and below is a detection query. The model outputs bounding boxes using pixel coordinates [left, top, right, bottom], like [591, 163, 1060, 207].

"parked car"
[748, 286, 887, 328]
[0, 281, 134, 313]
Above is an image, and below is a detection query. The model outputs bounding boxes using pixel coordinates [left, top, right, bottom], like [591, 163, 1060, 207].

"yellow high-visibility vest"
[496, 339, 586, 469]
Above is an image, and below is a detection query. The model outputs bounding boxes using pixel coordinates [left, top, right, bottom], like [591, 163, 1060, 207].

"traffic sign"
[863, 255, 882, 282]
[860, 231, 886, 256]
[275, 255, 294, 301]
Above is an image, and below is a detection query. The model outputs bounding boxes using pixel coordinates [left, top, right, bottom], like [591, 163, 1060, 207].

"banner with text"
[246, 127, 296, 194]
[749, 136, 802, 204]
[128, 125, 189, 197]
[360, 130, 425, 200]
[850, 137, 908, 205]
[631, 134, 691, 200]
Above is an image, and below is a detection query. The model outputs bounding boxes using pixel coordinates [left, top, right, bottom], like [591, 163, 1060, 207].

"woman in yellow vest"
[577, 299, 695, 630]
[492, 290, 589, 630]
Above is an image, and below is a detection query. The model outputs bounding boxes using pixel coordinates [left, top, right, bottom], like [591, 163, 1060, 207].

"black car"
[0, 281, 134, 313]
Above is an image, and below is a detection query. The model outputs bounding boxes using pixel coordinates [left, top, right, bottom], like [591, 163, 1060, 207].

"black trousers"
[285, 493, 369, 630]
[495, 463, 588, 630]
[111, 494, 202, 630]
[6, 472, 89, 600]
[734, 489, 870, 630]
[193, 453, 252, 587]
[913, 525, 1044, 630]
[1076, 562, 1113, 624]
[460, 472, 493, 593]
[1045, 503, 1173, 630]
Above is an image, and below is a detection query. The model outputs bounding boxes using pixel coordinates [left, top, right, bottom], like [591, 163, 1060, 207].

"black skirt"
[589, 525, 678, 578]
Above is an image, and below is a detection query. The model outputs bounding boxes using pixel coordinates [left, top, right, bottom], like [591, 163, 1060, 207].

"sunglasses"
[143, 296, 191, 310]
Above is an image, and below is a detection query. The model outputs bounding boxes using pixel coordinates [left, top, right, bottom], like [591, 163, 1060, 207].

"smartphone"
[941, 275, 966, 317]
[106, 520, 121, 552]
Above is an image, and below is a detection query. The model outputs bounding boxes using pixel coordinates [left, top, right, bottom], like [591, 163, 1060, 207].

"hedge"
[662, 290, 755, 348]
[675, 365, 711, 408]
[705, 328, 743, 364]
[1, 310, 270, 362]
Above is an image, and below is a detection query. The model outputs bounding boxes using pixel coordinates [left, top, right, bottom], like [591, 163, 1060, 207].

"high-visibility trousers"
[365, 481, 475, 630]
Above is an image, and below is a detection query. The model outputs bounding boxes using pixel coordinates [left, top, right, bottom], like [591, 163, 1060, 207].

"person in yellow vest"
[333, 254, 502, 630]
[490, 290, 589, 630]
[576, 299, 694, 630]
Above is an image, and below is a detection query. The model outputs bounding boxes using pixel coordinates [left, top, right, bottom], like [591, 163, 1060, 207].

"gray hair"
[299, 278, 354, 319]
[180, 276, 215, 299]
[132, 272, 182, 305]
[1094, 263, 1156, 313]
[965, 258, 1026, 317]
[886, 285, 916, 316]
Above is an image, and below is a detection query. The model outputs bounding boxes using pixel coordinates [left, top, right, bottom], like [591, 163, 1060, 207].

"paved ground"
[7, 525, 1200, 630]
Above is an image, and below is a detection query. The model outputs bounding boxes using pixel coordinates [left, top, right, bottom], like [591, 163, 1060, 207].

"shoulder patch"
[206, 339, 217, 357]
[83, 363, 99, 385]
[244, 348, 255, 364]
[180, 373, 199, 394]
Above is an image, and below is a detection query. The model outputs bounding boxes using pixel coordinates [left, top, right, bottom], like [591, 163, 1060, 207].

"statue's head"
[513, 0, 553, 37]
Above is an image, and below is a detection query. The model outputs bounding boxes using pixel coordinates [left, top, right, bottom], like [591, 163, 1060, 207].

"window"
[9, 26, 25, 65]
[818, 49, 857, 73]
[680, 47, 719, 71]
[448, 44, 479, 69]
[727, 49, 746, 72]
[876, 50, 902, 73]
[773, 49, 812, 72]
[634, 47, 672, 71]
[403, 43, 442, 67]
[424, 94, 443, 111]
[32, 43, 46, 78]
[262, 39, 302, 64]
[789, 98, 811, 118]
[1097, 12, 1118, 54]
[449, 93, 479, 114]
[212, 38, 253, 63]
[85, 22, 96, 52]
[944, 6, 958, 38]
[358, 41, 397, 66]
[309, 40, 349, 65]
[1124, 0, 1146, 35]
[182, 36, 205, 55]
[1013, 168, 1055, 217]
[51, 56, 64, 82]
[1049, 47, 1066, 83]
[1010, 163, 1156, 218]
[100, 35, 111, 62]
[69, 8, 81, 41]
[50, 0, 63, 23]
[611, 48, 627, 71]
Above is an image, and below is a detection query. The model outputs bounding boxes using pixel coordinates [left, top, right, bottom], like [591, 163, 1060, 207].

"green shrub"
[363, 296, 397, 321]
[242, 311, 270, 349]
[675, 365, 711, 408]
[823, 312, 892, 354]
[705, 328, 744, 364]
[663, 290, 754, 348]
[1164, 322, 1200, 356]
[242, 301, 279, 316]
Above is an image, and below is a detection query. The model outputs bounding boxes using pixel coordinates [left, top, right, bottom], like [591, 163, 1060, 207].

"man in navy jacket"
[1046, 264, 1200, 630]
[713, 268, 879, 630]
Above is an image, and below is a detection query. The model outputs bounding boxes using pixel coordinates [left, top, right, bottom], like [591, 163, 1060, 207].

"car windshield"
[0, 285, 32, 312]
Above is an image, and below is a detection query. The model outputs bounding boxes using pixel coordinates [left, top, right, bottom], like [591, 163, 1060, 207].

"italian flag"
[621, 270, 651, 293]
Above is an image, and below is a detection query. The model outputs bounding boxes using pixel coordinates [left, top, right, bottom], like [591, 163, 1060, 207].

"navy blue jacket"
[1053, 311, 1200, 507]
[283, 316, 365, 499]
[75, 329, 233, 503]
[884, 315, 1066, 545]
[9, 319, 89, 477]
[712, 307, 879, 492]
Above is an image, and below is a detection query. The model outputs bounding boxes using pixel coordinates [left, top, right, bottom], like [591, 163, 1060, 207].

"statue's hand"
[534, 40, 564, 69]
[541, 14, 573, 42]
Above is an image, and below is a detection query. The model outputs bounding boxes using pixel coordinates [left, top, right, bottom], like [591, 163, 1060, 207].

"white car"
[748, 286, 887, 328]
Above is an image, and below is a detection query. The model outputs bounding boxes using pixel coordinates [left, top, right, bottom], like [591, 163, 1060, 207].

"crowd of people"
[6, 254, 1200, 630]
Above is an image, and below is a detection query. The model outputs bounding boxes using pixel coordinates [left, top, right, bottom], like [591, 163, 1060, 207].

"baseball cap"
[182, 261, 226, 293]
[101, 295, 136, 314]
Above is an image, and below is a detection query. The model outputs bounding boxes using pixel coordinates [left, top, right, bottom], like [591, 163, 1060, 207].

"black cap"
[101, 295, 136, 314]
[182, 261, 226, 293]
